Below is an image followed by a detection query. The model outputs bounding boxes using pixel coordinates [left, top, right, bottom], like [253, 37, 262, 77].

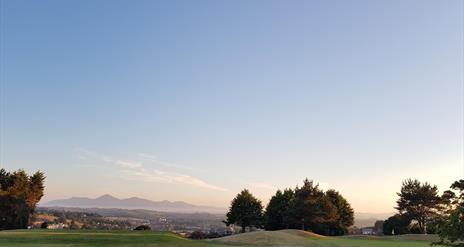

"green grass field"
[0, 229, 439, 247]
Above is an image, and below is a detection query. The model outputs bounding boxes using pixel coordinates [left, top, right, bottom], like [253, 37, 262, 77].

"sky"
[0, 0, 463, 213]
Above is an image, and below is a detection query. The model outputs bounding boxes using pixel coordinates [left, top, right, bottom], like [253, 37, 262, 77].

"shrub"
[189, 231, 208, 239]
[134, 225, 151, 231]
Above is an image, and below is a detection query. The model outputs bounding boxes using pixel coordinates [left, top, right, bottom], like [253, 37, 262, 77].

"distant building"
[361, 227, 375, 235]
[47, 223, 68, 229]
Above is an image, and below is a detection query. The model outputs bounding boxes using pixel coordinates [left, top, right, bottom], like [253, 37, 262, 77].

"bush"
[40, 222, 48, 229]
[383, 214, 411, 235]
[134, 225, 151, 231]
[188, 231, 228, 239]
[206, 232, 223, 239]
[434, 207, 464, 247]
[189, 231, 208, 239]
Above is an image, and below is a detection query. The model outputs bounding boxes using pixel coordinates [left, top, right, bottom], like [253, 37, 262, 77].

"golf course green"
[0, 229, 439, 247]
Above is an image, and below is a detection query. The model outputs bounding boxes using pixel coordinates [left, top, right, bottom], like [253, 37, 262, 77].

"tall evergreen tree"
[229, 179, 355, 236]
[289, 179, 337, 232]
[325, 189, 354, 235]
[224, 189, 263, 233]
[264, 189, 294, 230]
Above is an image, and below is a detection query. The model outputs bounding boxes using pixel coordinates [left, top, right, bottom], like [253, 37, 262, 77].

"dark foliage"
[372, 220, 384, 235]
[324, 189, 355, 235]
[434, 179, 464, 247]
[188, 230, 229, 239]
[224, 189, 264, 233]
[395, 178, 442, 234]
[0, 169, 45, 230]
[383, 214, 411, 235]
[264, 189, 294, 230]
[40, 222, 48, 229]
[289, 179, 337, 232]
[236, 179, 354, 236]
[134, 225, 151, 230]
[189, 230, 208, 239]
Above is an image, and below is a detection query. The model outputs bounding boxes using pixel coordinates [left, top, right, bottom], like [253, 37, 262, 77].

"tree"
[395, 179, 441, 233]
[383, 214, 411, 235]
[373, 220, 384, 235]
[264, 189, 294, 230]
[289, 179, 338, 233]
[0, 168, 45, 230]
[40, 222, 49, 229]
[450, 180, 464, 205]
[27, 171, 45, 218]
[325, 189, 354, 235]
[224, 189, 264, 233]
[434, 179, 464, 247]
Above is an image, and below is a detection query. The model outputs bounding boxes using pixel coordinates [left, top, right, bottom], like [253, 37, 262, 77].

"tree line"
[383, 178, 463, 246]
[0, 168, 45, 230]
[224, 179, 354, 236]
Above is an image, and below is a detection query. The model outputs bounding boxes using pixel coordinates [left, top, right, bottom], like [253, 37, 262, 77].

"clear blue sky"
[1, 0, 463, 212]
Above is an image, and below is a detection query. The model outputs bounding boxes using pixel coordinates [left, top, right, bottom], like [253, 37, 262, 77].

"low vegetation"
[134, 225, 151, 231]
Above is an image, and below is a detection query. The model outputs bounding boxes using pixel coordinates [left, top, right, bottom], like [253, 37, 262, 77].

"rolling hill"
[0, 229, 435, 247]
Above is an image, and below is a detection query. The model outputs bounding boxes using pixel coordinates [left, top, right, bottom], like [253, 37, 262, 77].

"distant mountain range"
[42, 194, 226, 214]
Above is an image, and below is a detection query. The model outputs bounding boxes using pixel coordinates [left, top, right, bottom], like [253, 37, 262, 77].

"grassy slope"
[0, 230, 221, 247]
[0, 229, 436, 247]
[212, 229, 435, 247]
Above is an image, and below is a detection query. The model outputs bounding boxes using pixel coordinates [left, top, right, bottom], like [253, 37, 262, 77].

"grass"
[0, 229, 439, 247]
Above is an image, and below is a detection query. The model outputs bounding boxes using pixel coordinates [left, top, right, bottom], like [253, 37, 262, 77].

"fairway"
[0, 230, 438, 247]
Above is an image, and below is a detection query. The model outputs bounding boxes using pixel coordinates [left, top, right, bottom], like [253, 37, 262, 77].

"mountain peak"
[97, 194, 118, 200]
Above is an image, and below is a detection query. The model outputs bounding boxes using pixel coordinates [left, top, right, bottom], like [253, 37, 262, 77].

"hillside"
[35, 207, 226, 232]
[212, 230, 436, 247]
[211, 229, 325, 246]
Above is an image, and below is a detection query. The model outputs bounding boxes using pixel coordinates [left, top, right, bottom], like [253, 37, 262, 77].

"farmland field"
[0, 229, 439, 247]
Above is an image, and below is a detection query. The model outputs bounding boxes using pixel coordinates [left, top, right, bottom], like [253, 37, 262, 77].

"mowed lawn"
[0, 229, 438, 247]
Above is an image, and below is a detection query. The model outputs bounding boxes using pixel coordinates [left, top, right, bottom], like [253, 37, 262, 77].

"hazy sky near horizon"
[1, 0, 463, 213]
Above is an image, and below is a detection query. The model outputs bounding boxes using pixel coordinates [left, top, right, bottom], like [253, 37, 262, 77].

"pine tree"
[396, 179, 442, 234]
[224, 189, 263, 232]
[264, 189, 294, 230]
